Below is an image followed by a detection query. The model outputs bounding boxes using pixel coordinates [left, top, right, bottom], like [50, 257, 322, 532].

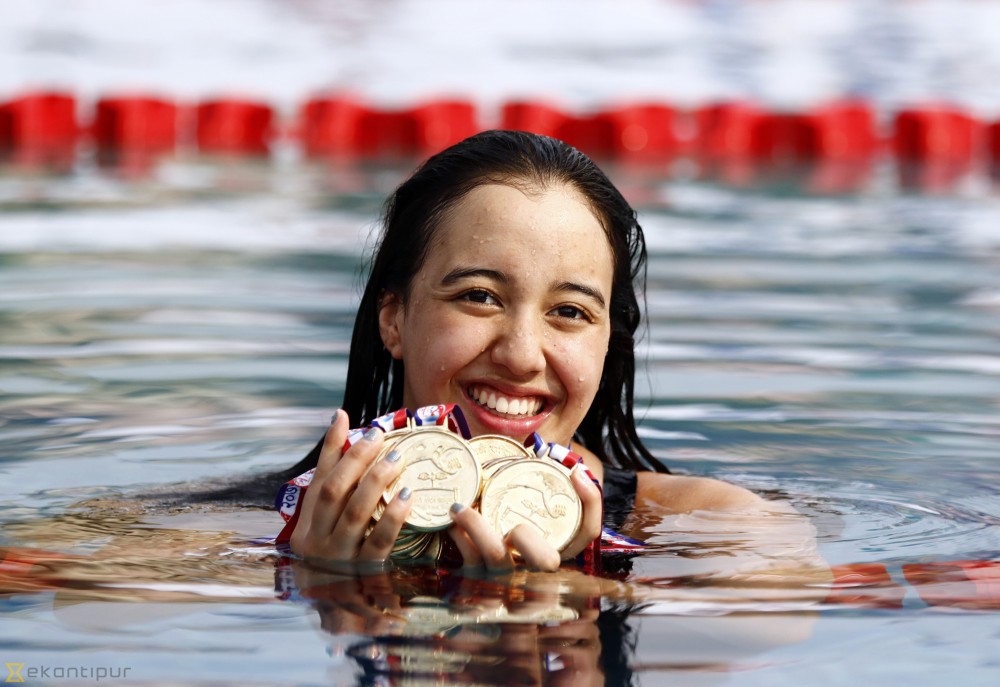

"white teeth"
[467, 386, 542, 417]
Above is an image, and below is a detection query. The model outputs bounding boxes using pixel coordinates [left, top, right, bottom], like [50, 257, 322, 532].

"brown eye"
[553, 305, 587, 320]
[460, 289, 497, 305]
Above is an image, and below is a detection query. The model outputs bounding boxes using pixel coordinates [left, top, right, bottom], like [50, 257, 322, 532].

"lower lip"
[461, 396, 549, 440]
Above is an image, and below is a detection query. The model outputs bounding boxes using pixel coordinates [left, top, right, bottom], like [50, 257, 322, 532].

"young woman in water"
[285, 129, 765, 572]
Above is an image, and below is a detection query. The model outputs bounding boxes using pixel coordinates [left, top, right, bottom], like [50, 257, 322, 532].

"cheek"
[553, 330, 609, 393]
[413, 314, 493, 369]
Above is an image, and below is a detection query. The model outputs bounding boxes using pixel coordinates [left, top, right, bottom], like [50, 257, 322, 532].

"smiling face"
[377, 181, 614, 446]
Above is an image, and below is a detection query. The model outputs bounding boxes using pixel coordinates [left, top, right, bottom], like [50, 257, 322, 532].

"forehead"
[429, 182, 612, 265]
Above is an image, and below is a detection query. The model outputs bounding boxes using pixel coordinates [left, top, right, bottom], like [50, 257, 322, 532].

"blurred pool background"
[2, 1, 1000, 685]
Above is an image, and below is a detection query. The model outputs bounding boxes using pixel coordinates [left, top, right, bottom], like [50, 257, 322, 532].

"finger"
[357, 484, 414, 561]
[299, 426, 386, 555]
[325, 446, 406, 558]
[312, 581, 401, 636]
[505, 525, 560, 572]
[357, 572, 399, 607]
[295, 411, 350, 543]
[316, 409, 351, 473]
[559, 465, 604, 560]
[447, 523, 484, 567]
[316, 600, 365, 635]
[447, 523, 483, 567]
[448, 503, 514, 571]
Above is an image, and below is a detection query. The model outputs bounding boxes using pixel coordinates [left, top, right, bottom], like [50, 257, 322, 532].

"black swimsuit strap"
[601, 465, 637, 532]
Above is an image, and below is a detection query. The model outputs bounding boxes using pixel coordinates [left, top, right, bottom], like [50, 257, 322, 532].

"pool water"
[2, 156, 1000, 686]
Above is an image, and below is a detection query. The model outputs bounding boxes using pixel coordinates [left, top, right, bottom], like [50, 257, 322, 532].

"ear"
[378, 290, 405, 360]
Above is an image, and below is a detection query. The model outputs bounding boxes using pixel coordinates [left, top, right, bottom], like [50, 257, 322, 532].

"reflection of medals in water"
[384, 427, 481, 532]
[479, 460, 581, 552]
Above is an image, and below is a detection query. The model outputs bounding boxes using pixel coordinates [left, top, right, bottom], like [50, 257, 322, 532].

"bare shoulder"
[635, 471, 765, 514]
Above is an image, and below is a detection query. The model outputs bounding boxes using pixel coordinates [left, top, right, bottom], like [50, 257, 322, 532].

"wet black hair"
[294, 129, 665, 475]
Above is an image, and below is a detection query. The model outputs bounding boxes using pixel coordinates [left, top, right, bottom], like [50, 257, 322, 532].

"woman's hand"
[447, 463, 603, 572]
[289, 410, 413, 562]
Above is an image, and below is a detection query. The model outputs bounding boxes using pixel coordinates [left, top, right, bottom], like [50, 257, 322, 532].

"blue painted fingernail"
[330, 408, 341, 424]
[385, 449, 402, 463]
[398, 487, 412, 501]
[450, 502, 464, 514]
[363, 427, 380, 441]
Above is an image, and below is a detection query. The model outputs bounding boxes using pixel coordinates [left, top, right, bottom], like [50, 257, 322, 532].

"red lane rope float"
[196, 98, 275, 157]
[410, 100, 480, 157]
[824, 563, 906, 609]
[690, 101, 765, 187]
[893, 105, 983, 193]
[902, 560, 1000, 611]
[691, 100, 880, 163]
[300, 95, 479, 159]
[0, 547, 86, 595]
[985, 119, 1000, 178]
[4, 88, 1000, 195]
[693, 100, 765, 160]
[894, 105, 980, 164]
[756, 100, 879, 164]
[92, 95, 178, 168]
[500, 100, 678, 163]
[692, 100, 879, 192]
[0, 90, 78, 169]
[824, 560, 1000, 611]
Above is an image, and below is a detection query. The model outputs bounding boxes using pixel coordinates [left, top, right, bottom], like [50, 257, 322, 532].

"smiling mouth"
[466, 385, 545, 418]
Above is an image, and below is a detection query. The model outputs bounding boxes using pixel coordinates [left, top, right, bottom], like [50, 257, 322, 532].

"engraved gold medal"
[385, 427, 481, 531]
[479, 460, 581, 552]
[468, 434, 532, 465]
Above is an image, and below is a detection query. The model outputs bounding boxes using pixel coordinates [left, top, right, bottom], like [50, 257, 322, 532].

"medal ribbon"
[526, 433, 647, 560]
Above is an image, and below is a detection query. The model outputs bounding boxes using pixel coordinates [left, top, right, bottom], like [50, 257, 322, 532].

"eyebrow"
[555, 280, 607, 309]
[442, 267, 607, 309]
[441, 267, 508, 285]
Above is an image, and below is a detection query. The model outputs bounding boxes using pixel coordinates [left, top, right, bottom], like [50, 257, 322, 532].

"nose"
[489, 311, 546, 377]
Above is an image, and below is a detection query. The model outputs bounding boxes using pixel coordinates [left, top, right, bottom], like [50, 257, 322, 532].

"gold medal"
[383, 643, 473, 672]
[385, 427, 482, 532]
[480, 456, 522, 480]
[360, 420, 581, 561]
[468, 434, 532, 465]
[479, 460, 581, 552]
